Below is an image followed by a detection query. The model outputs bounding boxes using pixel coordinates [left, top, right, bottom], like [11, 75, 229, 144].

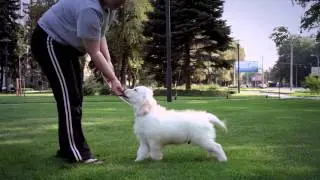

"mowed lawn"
[0, 95, 320, 180]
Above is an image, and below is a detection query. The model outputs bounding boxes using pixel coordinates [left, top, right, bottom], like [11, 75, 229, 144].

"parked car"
[257, 83, 267, 88]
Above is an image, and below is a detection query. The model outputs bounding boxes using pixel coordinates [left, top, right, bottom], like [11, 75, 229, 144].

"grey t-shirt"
[38, 0, 117, 53]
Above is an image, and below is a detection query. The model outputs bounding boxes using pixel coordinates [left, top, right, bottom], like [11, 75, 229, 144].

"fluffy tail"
[208, 113, 227, 132]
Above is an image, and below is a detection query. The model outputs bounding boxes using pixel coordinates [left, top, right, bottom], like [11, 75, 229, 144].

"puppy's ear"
[136, 99, 156, 117]
[142, 87, 153, 101]
[136, 101, 152, 116]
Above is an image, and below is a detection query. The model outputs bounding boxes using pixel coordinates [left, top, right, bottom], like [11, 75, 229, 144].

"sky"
[222, 0, 314, 70]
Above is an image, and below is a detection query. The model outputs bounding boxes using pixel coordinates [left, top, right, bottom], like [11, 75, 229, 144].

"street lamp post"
[236, 40, 240, 93]
[262, 56, 264, 86]
[18, 55, 21, 96]
[278, 67, 281, 99]
[295, 65, 298, 87]
[290, 36, 293, 91]
[165, 0, 172, 102]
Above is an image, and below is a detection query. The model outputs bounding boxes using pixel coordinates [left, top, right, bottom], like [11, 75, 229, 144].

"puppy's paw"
[134, 157, 145, 162]
[217, 156, 227, 162]
[150, 155, 163, 161]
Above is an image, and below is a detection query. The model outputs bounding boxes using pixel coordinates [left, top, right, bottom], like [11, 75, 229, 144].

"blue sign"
[235, 61, 259, 72]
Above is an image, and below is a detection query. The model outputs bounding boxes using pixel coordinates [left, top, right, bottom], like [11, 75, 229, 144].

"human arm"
[77, 8, 123, 95]
[83, 39, 123, 95]
[100, 36, 115, 73]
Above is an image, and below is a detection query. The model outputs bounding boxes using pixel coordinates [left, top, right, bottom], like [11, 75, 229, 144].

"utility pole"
[295, 65, 298, 87]
[165, 0, 172, 102]
[4, 44, 8, 92]
[237, 41, 240, 93]
[17, 56, 21, 96]
[317, 55, 319, 77]
[233, 61, 236, 86]
[262, 56, 264, 86]
[290, 36, 293, 91]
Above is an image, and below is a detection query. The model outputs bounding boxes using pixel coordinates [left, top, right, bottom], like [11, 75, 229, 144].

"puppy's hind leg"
[149, 140, 164, 161]
[199, 140, 227, 162]
[135, 139, 150, 162]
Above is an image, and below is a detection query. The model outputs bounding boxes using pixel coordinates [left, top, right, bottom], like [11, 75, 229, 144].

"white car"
[258, 83, 267, 88]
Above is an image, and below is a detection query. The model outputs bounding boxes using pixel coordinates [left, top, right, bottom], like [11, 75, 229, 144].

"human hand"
[109, 78, 124, 96]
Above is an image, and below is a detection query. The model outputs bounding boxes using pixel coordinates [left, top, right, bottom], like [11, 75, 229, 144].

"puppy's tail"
[208, 113, 227, 132]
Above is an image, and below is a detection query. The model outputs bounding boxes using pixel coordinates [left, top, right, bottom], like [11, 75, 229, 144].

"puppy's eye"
[134, 89, 137, 92]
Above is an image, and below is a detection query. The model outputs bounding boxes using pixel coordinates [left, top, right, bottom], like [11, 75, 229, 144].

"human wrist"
[108, 75, 117, 82]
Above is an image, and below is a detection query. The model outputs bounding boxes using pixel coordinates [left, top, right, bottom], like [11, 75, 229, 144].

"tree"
[27, 0, 56, 33]
[220, 41, 245, 61]
[263, 69, 272, 82]
[144, 0, 232, 90]
[270, 27, 318, 86]
[23, 0, 57, 89]
[216, 41, 245, 86]
[90, 0, 152, 87]
[293, 0, 320, 41]
[270, 26, 290, 48]
[0, 0, 20, 92]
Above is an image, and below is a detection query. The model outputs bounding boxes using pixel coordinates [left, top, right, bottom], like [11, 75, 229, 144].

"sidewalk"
[240, 89, 320, 100]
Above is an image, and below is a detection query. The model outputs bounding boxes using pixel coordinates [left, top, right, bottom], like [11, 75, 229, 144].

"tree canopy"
[144, 0, 232, 89]
[293, 0, 320, 40]
[270, 26, 319, 86]
[0, 0, 20, 91]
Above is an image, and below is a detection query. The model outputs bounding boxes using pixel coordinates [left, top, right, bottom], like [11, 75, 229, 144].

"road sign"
[235, 61, 259, 73]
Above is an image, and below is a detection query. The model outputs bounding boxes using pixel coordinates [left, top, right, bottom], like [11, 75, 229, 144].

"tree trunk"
[0, 59, 3, 92]
[120, 52, 128, 86]
[184, 43, 191, 90]
[115, 56, 122, 80]
[132, 73, 136, 87]
[127, 70, 132, 87]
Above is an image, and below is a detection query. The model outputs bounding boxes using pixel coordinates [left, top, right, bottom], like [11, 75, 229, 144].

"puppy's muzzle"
[120, 88, 128, 99]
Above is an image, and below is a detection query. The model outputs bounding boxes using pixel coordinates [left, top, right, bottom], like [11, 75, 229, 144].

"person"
[30, 0, 125, 164]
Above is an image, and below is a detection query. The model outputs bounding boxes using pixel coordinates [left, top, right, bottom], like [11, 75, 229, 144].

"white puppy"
[123, 86, 228, 162]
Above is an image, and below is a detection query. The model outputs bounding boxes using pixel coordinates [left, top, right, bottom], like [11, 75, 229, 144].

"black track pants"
[31, 25, 91, 162]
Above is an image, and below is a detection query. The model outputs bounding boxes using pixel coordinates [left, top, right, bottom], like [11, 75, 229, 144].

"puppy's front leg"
[135, 140, 149, 162]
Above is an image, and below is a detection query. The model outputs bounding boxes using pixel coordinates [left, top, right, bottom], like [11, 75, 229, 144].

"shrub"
[208, 84, 220, 90]
[83, 75, 100, 96]
[303, 75, 320, 93]
[153, 88, 230, 97]
[99, 85, 111, 95]
[83, 83, 96, 96]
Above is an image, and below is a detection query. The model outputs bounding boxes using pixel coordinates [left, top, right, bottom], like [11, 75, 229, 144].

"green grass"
[0, 96, 320, 180]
